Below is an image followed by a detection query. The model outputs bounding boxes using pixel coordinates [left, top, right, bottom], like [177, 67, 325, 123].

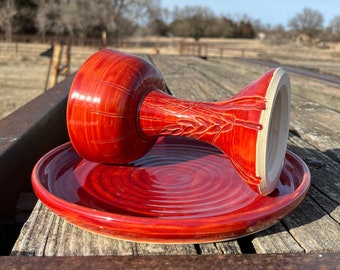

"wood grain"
[5, 253, 340, 270]
[0, 75, 73, 216]
[9, 54, 340, 256]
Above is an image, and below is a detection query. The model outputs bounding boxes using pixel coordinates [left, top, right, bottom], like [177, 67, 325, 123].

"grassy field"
[0, 43, 98, 119]
[0, 37, 339, 120]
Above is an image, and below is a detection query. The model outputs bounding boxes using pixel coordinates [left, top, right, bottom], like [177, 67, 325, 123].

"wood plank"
[150, 55, 308, 253]
[289, 96, 340, 163]
[12, 55, 243, 256]
[253, 136, 340, 253]
[0, 75, 73, 216]
[290, 73, 340, 113]
[308, 186, 340, 223]
[285, 136, 340, 252]
[199, 242, 242, 255]
[14, 192, 37, 223]
[282, 195, 340, 252]
[5, 253, 340, 270]
[12, 201, 242, 256]
[151, 55, 340, 253]
[234, 58, 340, 112]
[171, 57, 340, 163]
[11, 54, 340, 256]
[149, 55, 233, 101]
[150, 55, 252, 254]
[251, 222, 304, 254]
[288, 135, 340, 206]
[252, 133, 340, 253]
[11, 201, 199, 256]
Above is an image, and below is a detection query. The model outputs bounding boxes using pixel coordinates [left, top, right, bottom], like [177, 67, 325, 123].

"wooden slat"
[190, 57, 340, 162]
[149, 55, 250, 254]
[149, 55, 233, 101]
[12, 55, 243, 256]
[11, 201, 199, 256]
[0, 75, 73, 216]
[199, 242, 242, 255]
[234, 58, 340, 112]
[251, 222, 304, 254]
[252, 133, 340, 253]
[289, 72, 340, 113]
[289, 96, 340, 163]
[12, 201, 243, 256]
[150, 56, 304, 253]
[150, 55, 340, 253]
[9, 54, 340, 257]
[308, 187, 340, 222]
[5, 253, 340, 270]
[282, 195, 340, 252]
[288, 135, 340, 206]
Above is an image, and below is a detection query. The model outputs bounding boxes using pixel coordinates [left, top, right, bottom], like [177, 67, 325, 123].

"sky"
[161, 0, 340, 28]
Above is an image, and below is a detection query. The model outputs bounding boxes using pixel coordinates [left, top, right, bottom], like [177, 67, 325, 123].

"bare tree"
[330, 15, 340, 36]
[237, 20, 255, 38]
[105, 0, 159, 39]
[35, 0, 101, 40]
[288, 7, 324, 38]
[170, 6, 216, 40]
[70, 0, 103, 39]
[0, 0, 16, 41]
[145, 1, 170, 36]
[35, 0, 59, 42]
[33, 0, 163, 42]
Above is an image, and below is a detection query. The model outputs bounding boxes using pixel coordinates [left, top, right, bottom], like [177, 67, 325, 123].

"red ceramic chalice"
[67, 49, 291, 195]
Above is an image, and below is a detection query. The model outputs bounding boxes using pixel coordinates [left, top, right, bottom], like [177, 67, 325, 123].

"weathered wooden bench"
[1, 54, 339, 268]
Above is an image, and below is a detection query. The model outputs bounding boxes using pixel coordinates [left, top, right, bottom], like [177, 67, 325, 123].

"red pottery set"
[31, 49, 310, 243]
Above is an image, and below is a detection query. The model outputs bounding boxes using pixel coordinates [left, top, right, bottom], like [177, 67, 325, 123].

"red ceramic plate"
[32, 137, 310, 244]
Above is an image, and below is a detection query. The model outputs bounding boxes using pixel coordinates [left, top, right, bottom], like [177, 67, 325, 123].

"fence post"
[179, 42, 184, 55]
[45, 43, 72, 91]
[15, 41, 18, 58]
[46, 44, 62, 90]
[101, 30, 107, 49]
[63, 43, 71, 76]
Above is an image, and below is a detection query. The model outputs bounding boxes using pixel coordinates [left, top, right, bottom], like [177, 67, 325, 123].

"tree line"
[0, 0, 158, 43]
[1, 0, 340, 44]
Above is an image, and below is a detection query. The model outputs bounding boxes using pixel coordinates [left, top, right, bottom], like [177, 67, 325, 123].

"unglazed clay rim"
[256, 68, 291, 195]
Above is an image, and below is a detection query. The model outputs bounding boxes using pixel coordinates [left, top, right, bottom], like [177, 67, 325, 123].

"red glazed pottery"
[67, 49, 291, 195]
[31, 137, 310, 244]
